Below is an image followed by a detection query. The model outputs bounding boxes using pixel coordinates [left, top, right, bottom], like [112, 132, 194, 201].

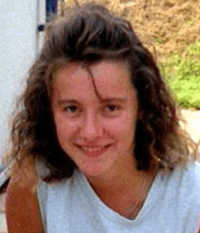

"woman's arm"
[5, 157, 44, 233]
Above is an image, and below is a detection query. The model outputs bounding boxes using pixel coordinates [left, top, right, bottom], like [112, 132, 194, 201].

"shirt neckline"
[75, 169, 163, 225]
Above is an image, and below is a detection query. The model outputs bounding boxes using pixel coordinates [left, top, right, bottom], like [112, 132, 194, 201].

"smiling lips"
[76, 144, 112, 157]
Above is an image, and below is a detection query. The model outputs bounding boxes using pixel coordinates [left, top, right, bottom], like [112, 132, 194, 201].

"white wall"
[0, 0, 39, 160]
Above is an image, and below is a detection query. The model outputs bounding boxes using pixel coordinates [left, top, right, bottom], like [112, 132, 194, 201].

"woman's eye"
[104, 104, 119, 112]
[64, 105, 79, 114]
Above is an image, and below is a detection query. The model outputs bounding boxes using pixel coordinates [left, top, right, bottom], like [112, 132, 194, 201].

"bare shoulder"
[5, 156, 44, 233]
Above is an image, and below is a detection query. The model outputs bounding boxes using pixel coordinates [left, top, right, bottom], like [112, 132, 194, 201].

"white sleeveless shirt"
[38, 162, 200, 233]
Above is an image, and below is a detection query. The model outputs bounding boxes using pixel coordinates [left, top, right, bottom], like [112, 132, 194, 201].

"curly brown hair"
[7, 3, 198, 182]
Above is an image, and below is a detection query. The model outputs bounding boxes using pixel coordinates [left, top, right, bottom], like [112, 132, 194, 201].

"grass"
[160, 40, 200, 109]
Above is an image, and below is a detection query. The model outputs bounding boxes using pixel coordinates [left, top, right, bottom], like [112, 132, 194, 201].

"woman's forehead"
[53, 60, 132, 88]
[51, 60, 136, 102]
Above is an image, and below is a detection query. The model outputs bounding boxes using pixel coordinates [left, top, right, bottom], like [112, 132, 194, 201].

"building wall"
[0, 0, 38, 161]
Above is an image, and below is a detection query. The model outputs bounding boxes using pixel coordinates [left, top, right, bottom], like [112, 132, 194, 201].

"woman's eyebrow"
[57, 99, 78, 105]
[56, 98, 128, 106]
[101, 97, 128, 103]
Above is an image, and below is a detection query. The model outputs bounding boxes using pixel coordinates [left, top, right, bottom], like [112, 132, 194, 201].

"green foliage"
[184, 20, 194, 26]
[160, 41, 200, 109]
[153, 37, 163, 44]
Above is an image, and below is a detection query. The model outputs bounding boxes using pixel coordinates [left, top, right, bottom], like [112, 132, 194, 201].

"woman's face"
[51, 61, 139, 178]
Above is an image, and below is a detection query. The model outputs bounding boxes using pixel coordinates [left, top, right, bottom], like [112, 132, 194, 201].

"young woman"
[5, 3, 200, 233]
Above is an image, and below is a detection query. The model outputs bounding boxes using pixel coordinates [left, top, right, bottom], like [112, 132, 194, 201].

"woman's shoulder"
[178, 161, 200, 191]
[37, 168, 84, 229]
[153, 161, 200, 214]
[158, 161, 200, 219]
[149, 161, 200, 232]
[37, 168, 82, 206]
[162, 161, 200, 196]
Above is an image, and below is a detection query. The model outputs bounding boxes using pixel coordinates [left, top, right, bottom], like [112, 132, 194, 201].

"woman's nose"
[80, 113, 103, 141]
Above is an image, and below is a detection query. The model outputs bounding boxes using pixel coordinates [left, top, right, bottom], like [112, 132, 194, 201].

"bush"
[160, 41, 200, 109]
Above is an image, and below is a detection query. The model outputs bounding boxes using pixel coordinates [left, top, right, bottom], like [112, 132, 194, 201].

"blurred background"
[0, 0, 57, 162]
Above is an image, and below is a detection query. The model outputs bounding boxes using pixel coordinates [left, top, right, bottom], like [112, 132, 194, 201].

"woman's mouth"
[76, 144, 112, 157]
